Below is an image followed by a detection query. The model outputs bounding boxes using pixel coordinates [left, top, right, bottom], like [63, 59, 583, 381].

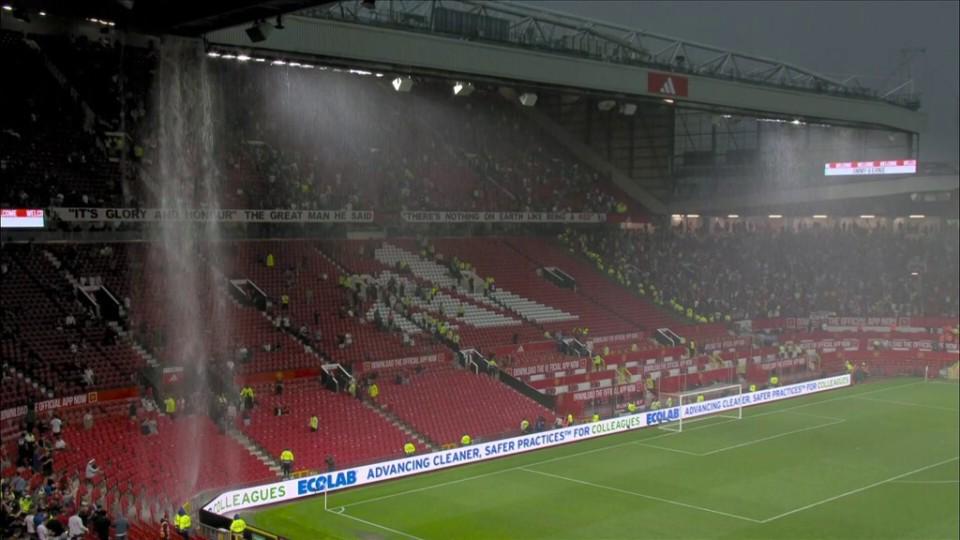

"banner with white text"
[48, 207, 374, 223]
[400, 211, 606, 223]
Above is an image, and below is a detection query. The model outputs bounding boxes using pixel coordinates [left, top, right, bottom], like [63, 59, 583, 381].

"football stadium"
[1, 1, 958, 539]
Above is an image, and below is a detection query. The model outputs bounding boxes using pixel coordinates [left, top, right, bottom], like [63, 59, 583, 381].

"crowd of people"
[562, 221, 960, 322]
[2, 29, 629, 218]
[2, 408, 129, 540]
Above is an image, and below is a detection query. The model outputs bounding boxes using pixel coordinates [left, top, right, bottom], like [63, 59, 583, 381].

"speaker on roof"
[245, 21, 272, 43]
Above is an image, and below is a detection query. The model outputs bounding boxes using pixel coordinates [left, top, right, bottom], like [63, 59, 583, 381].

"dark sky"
[528, 1, 959, 162]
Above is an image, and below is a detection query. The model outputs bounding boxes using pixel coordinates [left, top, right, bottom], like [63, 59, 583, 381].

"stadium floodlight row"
[200, 374, 851, 522]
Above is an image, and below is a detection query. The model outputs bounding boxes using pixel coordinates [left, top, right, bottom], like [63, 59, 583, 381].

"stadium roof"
[299, 0, 917, 110]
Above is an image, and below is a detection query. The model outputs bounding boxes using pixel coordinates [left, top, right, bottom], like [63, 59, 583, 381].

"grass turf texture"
[249, 378, 959, 539]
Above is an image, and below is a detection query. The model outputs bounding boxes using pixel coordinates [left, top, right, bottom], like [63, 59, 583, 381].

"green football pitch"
[249, 378, 959, 540]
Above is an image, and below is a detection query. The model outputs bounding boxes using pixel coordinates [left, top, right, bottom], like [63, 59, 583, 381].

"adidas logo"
[659, 77, 678, 95]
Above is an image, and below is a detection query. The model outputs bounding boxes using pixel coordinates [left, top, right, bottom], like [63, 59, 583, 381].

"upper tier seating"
[47, 243, 317, 373]
[504, 237, 676, 330]
[1, 247, 145, 403]
[429, 238, 638, 336]
[0, 30, 124, 210]
[223, 240, 445, 369]
[567, 224, 960, 321]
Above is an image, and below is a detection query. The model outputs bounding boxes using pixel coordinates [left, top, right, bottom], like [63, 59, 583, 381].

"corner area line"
[520, 467, 764, 523]
[326, 507, 425, 540]
[760, 456, 960, 523]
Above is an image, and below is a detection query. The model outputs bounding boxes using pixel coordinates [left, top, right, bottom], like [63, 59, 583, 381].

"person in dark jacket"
[93, 509, 111, 540]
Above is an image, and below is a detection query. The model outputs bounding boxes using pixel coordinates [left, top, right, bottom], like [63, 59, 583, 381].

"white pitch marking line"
[852, 395, 960, 413]
[326, 507, 425, 540]
[633, 442, 703, 456]
[339, 379, 924, 509]
[520, 467, 763, 524]
[891, 480, 960, 484]
[760, 456, 960, 523]
[780, 410, 846, 422]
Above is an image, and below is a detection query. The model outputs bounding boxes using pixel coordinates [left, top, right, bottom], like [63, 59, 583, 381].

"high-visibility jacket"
[309, 416, 319, 430]
[19, 497, 31, 513]
[404, 443, 416, 455]
[770, 376, 779, 386]
[520, 420, 530, 431]
[177, 514, 191, 530]
[566, 414, 574, 425]
[627, 403, 637, 413]
[368, 384, 379, 399]
[591, 414, 600, 422]
[230, 518, 246, 533]
[696, 395, 705, 402]
[749, 384, 757, 393]
[280, 450, 294, 463]
[266, 254, 275, 267]
[165, 398, 176, 414]
[460, 435, 471, 446]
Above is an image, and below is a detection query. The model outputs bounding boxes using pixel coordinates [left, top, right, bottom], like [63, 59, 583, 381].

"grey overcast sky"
[526, 0, 959, 162]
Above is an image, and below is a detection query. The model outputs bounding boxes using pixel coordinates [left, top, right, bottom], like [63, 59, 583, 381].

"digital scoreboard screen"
[0, 209, 45, 229]
[824, 160, 916, 176]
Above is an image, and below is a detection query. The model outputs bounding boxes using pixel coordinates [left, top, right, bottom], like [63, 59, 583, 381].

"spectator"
[92, 509, 110, 540]
[114, 513, 128, 540]
[85, 459, 100, 482]
[82, 367, 95, 387]
[68, 510, 88, 539]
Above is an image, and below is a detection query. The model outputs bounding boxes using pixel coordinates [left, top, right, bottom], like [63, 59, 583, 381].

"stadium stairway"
[361, 400, 440, 451]
[108, 321, 161, 369]
[227, 428, 284, 478]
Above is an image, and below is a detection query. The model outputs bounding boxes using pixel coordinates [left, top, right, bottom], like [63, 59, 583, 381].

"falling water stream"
[147, 38, 233, 497]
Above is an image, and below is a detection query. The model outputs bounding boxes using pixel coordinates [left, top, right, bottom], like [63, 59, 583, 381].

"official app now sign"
[203, 374, 851, 515]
